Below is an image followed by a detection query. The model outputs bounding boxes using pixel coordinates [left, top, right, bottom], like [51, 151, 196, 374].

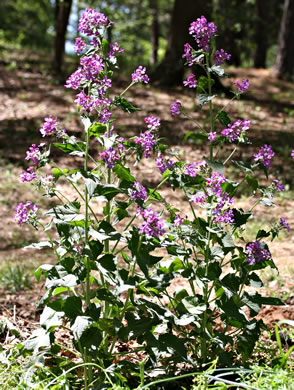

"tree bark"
[54, 0, 73, 73]
[152, 0, 212, 85]
[254, 0, 269, 68]
[275, 0, 294, 80]
[149, 0, 159, 65]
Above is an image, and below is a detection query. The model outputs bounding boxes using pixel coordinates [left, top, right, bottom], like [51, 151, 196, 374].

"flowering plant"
[15, 10, 290, 389]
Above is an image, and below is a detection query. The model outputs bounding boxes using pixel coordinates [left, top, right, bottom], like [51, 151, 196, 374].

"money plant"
[14, 8, 290, 389]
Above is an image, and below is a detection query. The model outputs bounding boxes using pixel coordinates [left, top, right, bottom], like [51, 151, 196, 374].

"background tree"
[54, 0, 73, 73]
[275, 0, 294, 80]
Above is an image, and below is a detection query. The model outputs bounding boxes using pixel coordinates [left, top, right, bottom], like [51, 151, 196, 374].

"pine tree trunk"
[275, 0, 294, 80]
[254, 0, 269, 68]
[152, 0, 212, 85]
[54, 0, 73, 73]
[150, 0, 159, 65]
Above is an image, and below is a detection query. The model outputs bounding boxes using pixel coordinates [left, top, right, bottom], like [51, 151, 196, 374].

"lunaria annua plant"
[15, 9, 291, 389]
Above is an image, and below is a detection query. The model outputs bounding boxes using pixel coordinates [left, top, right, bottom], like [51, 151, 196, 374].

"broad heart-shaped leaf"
[97, 254, 117, 272]
[63, 296, 83, 320]
[78, 326, 103, 357]
[232, 208, 252, 228]
[113, 96, 141, 113]
[71, 316, 92, 340]
[237, 320, 261, 362]
[89, 122, 107, 137]
[81, 114, 91, 131]
[44, 202, 84, 223]
[256, 229, 270, 240]
[52, 167, 69, 182]
[203, 157, 225, 174]
[196, 75, 209, 94]
[114, 163, 135, 183]
[158, 333, 187, 358]
[197, 93, 216, 108]
[242, 291, 284, 317]
[40, 306, 64, 330]
[182, 297, 206, 316]
[209, 65, 227, 77]
[23, 328, 54, 355]
[46, 274, 78, 289]
[91, 183, 123, 200]
[217, 111, 231, 126]
[54, 141, 86, 157]
[246, 174, 258, 192]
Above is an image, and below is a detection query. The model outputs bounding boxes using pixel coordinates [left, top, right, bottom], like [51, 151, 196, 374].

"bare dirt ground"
[0, 50, 294, 343]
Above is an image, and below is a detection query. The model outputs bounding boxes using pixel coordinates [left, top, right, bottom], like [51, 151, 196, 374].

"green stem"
[120, 81, 135, 97]
[223, 146, 237, 165]
[38, 221, 60, 261]
[84, 129, 91, 307]
[206, 53, 215, 162]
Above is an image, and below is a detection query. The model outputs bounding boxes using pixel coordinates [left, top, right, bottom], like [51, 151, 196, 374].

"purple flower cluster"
[213, 209, 234, 224]
[65, 56, 105, 90]
[145, 116, 161, 131]
[99, 147, 120, 168]
[185, 160, 207, 177]
[132, 66, 149, 84]
[25, 143, 45, 166]
[135, 131, 156, 158]
[273, 179, 284, 192]
[189, 16, 217, 52]
[155, 155, 174, 174]
[106, 42, 124, 63]
[280, 217, 290, 232]
[234, 79, 249, 93]
[130, 182, 147, 202]
[174, 215, 184, 227]
[170, 101, 181, 116]
[253, 144, 275, 168]
[221, 119, 250, 142]
[139, 208, 165, 238]
[183, 73, 197, 88]
[14, 201, 38, 226]
[20, 166, 37, 183]
[74, 38, 86, 55]
[190, 191, 207, 205]
[291, 150, 294, 159]
[245, 241, 271, 265]
[208, 132, 216, 142]
[78, 8, 111, 37]
[182, 43, 204, 66]
[213, 49, 231, 66]
[40, 115, 61, 137]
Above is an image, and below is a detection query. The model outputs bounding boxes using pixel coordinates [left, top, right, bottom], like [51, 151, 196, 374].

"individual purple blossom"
[99, 108, 112, 124]
[221, 119, 250, 142]
[280, 217, 290, 232]
[25, 143, 45, 166]
[234, 79, 249, 93]
[134, 131, 156, 158]
[291, 150, 294, 159]
[40, 115, 60, 137]
[132, 66, 149, 84]
[206, 172, 226, 197]
[189, 16, 218, 52]
[183, 73, 197, 88]
[245, 241, 271, 265]
[20, 167, 37, 183]
[14, 201, 38, 226]
[174, 215, 184, 227]
[145, 116, 160, 131]
[170, 101, 181, 116]
[273, 179, 285, 192]
[74, 37, 86, 55]
[156, 155, 174, 174]
[208, 132, 216, 142]
[78, 8, 111, 37]
[130, 182, 147, 202]
[139, 208, 165, 238]
[253, 144, 275, 169]
[190, 191, 207, 205]
[99, 147, 120, 168]
[213, 49, 231, 66]
[106, 42, 124, 62]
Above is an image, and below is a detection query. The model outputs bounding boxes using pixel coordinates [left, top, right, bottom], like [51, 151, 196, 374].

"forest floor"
[0, 48, 294, 350]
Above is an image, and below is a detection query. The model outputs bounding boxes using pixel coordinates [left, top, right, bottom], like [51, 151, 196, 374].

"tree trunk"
[275, 0, 294, 80]
[152, 0, 212, 85]
[149, 0, 159, 65]
[54, 0, 73, 73]
[254, 0, 269, 68]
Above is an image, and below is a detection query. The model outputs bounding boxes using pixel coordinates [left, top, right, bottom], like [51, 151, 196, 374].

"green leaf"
[182, 297, 206, 315]
[40, 306, 64, 330]
[209, 65, 227, 77]
[89, 122, 107, 137]
[97, 254, 117, 272]
[24, 328, 53, 354]
[81, 115, 91, 131]
[114, 164, 135, 183]
[256, 229, 270, 239]
[196, 76, 209, 94]
[113, 96, 141, 113]
[44, 202, 84, 223]
[237, 320, 261, 361]
[217, 111, 231, 126]
[63, 296, 83, 319]
[203, 158, 225, 174]
[197, 93, 216, 108]
[91, 183, 122, 200]
[71, 316, 92, 340]
[54, 141, 86, 157]
[246, 175, 258, 192]
[232, 208, 252, 227]
[52, 167, 68, 181]
[222, 233, 235, 249]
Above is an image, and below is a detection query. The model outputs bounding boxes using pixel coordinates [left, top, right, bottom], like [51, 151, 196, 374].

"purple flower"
[74, 37, 86, 55]
[213, 209, 234, 224]
[221, 119, 250, 142]
[213, 49, 231, 66]
[291, 150, 294, 159]
[183, 73, 197, 88]
[189, 16, 217, 52]
[206, 172, 226, 197]
[99, 147, 120, 168]
[182, 43, 204, 66]
[184, 161, 207, 177]
[245, 241, 271, 265]
[273, 179, 284, 192]
[78, 8, 111, 37]
[190, 191, 207, 205]
[170, 101, 181, 116]
[40, 115, 60, 137]
[65, 68, 84, 90]
[134, 131, 156, 158]
[20, 167, 37, 183]
[25, 143, 45, 166]
[280, 217, 290, 232]
[208, 132, 216, 142]
[65, 55, 105, 90]
[253, 144, 275, 169]
[130, 182, 147, 202]
[234, 79, 249, 93]
[156, 155, 174, 174]
[174, 215, 184, 227]
[132, 66, 149, 84]
[14, 201, 38, 226]
[145, 116, 160, 131]
[106, 42, 124, 62]
[139, 208, 165, 238]
[99, 108, 112, 124]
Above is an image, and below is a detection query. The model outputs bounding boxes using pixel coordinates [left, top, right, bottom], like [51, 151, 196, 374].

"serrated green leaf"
[217, 111, 231, 126]
[197, 93, 216, 108]
[113, 96, 141, 113]
[204, 157, 225, 174]
[114, 164, 135, 182]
